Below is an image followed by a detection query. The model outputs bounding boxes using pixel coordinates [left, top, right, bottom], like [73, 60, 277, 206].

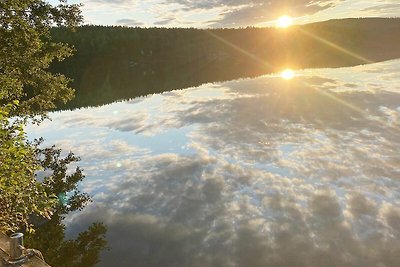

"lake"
[27, 59, 400, 266]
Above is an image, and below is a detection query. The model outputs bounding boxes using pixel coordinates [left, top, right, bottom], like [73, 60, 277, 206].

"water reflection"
[26, 214, 107, 267]
[25, 146, 108, 267]
[28, 59, 400, 266]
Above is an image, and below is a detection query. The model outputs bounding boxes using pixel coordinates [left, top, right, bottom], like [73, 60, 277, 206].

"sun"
[281, 69, 295, 80]
[276, 15, 293, 28]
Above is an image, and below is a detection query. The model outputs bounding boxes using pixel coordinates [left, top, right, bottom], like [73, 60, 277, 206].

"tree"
[0, 0, 82, 116]
[25, 145, 107, 267]
[0, 103, 54, 232]
[0, 0, 82, 232]
[26, 218, 108, 267]
[0, 2, 108, 265]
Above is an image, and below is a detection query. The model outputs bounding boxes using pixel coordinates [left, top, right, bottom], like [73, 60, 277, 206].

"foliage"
[0, 2, 108, 265]
[0, 0, 82, 232]
[37, 143, 91, 214]
[0, 102, 55, 233]
[26, 216, 108, 267]
[0, 0, 82, 117]
[0, 103, 91, 233]
[23, 144, 107, 267]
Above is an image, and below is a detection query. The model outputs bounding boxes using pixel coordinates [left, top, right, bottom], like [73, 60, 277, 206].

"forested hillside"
[50, 18, 400, 109]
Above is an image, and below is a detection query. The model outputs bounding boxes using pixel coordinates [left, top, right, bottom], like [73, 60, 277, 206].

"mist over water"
[28, 59, 400, 266]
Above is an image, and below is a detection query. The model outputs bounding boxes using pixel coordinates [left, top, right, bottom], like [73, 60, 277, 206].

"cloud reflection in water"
[28, 60, 400, 267]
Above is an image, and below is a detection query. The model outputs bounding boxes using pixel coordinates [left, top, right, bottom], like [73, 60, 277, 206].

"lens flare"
[281, 69, 295, 80]
[277, 16, 293, 28]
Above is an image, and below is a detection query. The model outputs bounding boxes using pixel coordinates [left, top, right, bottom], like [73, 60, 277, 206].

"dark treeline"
[50, 18, 400, 109]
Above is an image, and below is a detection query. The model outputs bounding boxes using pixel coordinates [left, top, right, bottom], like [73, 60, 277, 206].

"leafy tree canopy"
[0, 0, 82, 116]
[0, 2, 107, 264]
[0, 0, 83, 232]
[0, 102, 54, 232]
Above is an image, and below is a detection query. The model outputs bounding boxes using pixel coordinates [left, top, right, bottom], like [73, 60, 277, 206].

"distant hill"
[49, 18, 400, 109]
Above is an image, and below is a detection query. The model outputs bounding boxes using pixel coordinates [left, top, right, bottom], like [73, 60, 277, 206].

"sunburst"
[277, 15, 293, 28]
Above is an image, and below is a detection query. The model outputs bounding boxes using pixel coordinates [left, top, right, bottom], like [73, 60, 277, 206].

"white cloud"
[116, 18, 145, 26]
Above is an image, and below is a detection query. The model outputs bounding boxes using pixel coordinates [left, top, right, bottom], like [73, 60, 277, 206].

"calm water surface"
[28, 60, 400, 266]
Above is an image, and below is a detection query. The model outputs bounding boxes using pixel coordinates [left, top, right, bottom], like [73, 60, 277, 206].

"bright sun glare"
[277, 15, 293, 28]
[281, 69, 295, 80]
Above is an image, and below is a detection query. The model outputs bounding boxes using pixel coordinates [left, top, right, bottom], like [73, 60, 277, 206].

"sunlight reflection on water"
[27, 59, 400, 267]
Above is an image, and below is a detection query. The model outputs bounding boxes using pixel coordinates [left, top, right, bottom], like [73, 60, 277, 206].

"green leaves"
[0, 0, 82, 117]
[0, 0, 82, 233]
[0, 103, 54, 232]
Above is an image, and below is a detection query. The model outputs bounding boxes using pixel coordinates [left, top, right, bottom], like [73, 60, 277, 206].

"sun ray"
[205, 30, 274, 69]
[298, 28, 372, 64]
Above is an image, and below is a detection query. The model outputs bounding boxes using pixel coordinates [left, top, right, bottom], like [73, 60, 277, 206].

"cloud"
[82, 0, 142, 13]
[161, 0, 342, 27]
[116, 18, 145, 26]
[75, 0, 400, 28]
[211, 1, 336, 27]
[65, 152, 400, 266]
[154, 17, 176, 25]
[165, 0, 335, 10]
[362, 3, 400, 13]
[87, 0, 138, 5]
[62, 112, 151, 133]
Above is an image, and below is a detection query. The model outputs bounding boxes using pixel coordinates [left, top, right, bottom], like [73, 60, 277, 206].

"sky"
[51, 0, 400, 28]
